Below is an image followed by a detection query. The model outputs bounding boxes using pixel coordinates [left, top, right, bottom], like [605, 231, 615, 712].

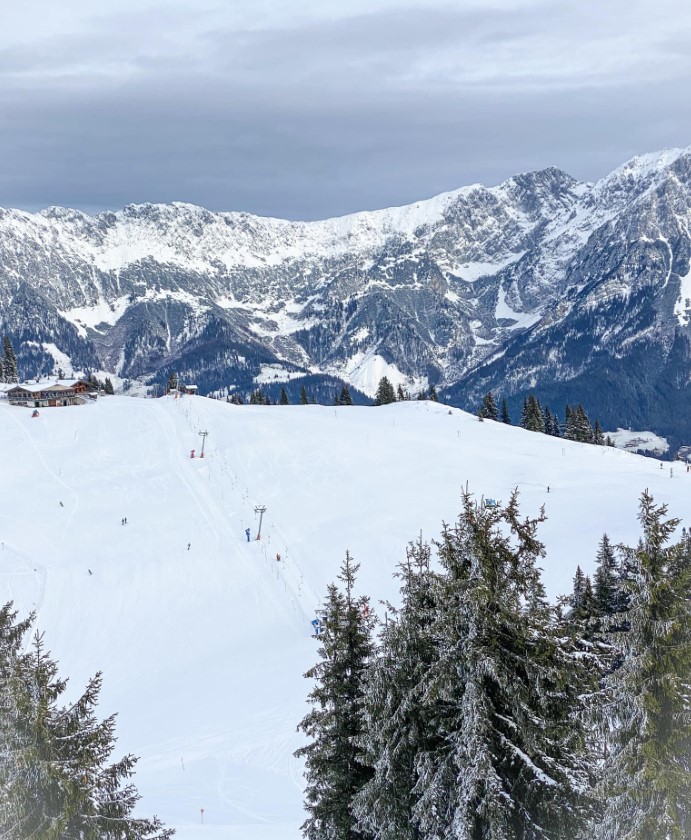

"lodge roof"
[8, 379, 87, 394]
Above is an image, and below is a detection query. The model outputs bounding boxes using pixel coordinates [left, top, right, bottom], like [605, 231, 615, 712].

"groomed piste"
[1, 394, 689, 837]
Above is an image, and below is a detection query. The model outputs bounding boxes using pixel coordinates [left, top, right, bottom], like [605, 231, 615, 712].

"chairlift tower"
[199, 430, 208, 458]
[254, 505, 267, 540]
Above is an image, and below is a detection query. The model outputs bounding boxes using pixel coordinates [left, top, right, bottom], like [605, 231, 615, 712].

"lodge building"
[6, 380, 94, 408]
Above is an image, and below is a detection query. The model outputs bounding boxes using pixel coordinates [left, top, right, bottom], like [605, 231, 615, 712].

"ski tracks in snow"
[174, 398, 319, 630]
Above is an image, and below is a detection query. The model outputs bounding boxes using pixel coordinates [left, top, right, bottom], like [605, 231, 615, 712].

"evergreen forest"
[297, 490, 691, 840]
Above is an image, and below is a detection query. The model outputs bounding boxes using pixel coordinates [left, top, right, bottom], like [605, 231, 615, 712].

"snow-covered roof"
[9, 379, 85, 393]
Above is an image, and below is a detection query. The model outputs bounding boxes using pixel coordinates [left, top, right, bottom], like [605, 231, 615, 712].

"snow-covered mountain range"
[3, 146, 691, 443]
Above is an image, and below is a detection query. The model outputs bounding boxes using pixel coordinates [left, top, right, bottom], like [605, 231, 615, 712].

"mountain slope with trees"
[3, 148, 691, 443]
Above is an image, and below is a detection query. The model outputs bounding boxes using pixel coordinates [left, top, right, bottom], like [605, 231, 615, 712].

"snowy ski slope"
[1, 395, 690, 837]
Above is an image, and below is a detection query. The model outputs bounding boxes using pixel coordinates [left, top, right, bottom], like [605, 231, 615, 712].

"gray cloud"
[0, 2, 690, 219]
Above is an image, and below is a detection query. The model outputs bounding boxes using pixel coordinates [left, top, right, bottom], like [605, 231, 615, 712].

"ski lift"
[483, 498, 499, 508]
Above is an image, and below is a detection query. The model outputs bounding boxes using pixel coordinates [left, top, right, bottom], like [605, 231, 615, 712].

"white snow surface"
[607, 428, 670, 456]
[674, 266, 691, 327]
[1, 396, 689, 837]
[495, 283, 542, 330]
[331, 351, 413, 397]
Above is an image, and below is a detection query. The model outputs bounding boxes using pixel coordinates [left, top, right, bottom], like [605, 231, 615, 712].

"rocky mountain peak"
[3, 147, 691, 447]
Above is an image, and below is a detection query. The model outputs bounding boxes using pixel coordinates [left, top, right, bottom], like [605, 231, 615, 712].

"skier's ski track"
[176, 397, 316, 629]
[128, 398, 223, 547]
[4, 407, 82, 545]
[0, 545, 46, 625]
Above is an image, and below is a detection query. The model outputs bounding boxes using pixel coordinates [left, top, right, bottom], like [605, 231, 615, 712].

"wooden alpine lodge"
[5, 379, 94, 408]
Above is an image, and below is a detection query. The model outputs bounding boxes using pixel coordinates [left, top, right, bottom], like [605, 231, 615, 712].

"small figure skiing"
[245, 527, 251, 543]
[187, 543, 191, 551]
[276, 553, 281, 562]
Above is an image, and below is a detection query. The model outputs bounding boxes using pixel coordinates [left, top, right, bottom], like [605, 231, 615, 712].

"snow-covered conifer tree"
[296, 553, 375, 840]
[2, 337, 18, 383]
[593, 492, 691, 840]
[374, 377, 396, 406]
[593, 534, 620, 618]
[0, 607, 172, 839]
[353, 537, 439, 840]
[480, 392, 499, 421]
[413, 491, 591, 840]
[593, 419, 605, 446]
[521, 395, 545, 433]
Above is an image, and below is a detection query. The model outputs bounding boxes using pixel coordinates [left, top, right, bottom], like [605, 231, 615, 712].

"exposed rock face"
[2, 148, 691, 444]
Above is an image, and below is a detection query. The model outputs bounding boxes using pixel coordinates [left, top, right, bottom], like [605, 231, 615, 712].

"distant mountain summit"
[2, 146, 691, 446]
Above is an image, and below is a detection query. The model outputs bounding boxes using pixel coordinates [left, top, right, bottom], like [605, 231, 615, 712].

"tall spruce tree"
[413, 492, 591, 840]
[593, 534, 620, 617]
[593, 419, 605, 445]
[593, 493, 691, 840]
[570, 565, 597, 623]
[300, 385, 309, 405]
[374, 377, 396, 406]
[279, 386, 289, 405]
[0, 606, 172, 839]
[500, 397, 511, 424]
[166, 371, 177, 393]
[544, 406, 560, 437]
[0, 356, 4, 383]
[2, 337, 18, 383]
[575, 405, 594, 443]
[480, 391, 499, 421]
[428, 384, 438, 402]
[340, 385, 353, 406]
[296, 553, 375, 840]
[565, 405, 594, 443]
[353, 537, 439, 840]
[521, 395, 545, 433]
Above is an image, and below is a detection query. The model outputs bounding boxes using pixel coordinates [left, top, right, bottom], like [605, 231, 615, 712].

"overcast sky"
[1, 0, 690, 219]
